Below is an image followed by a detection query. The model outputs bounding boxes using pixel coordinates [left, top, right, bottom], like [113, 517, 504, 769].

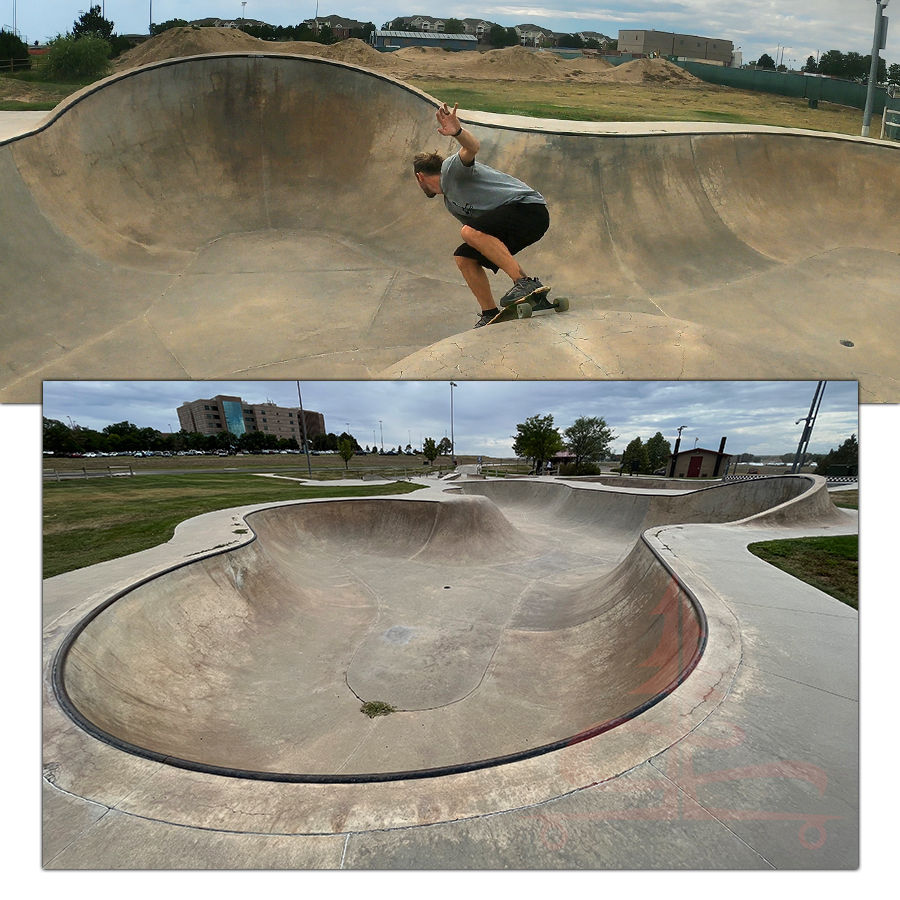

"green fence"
[672, 60, 889, 115]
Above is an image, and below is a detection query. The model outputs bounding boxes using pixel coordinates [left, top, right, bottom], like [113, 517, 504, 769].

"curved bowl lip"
[51, 492, 709, 784]
[1, 51, 442, 148]
[5, 51, 886, 149]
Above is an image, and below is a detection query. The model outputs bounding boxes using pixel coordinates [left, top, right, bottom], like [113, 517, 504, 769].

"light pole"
[862, 0, 891, 136]
[792, 382, 827, 473]
[296, 382, 312, 478]
[449, 382, 457, 462]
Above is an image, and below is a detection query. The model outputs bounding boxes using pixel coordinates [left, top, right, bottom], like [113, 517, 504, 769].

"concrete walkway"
[41, 476, 859, 869]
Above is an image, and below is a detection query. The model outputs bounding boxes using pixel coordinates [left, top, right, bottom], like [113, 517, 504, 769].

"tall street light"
[449, 382, 457, 463]
[862, 0, 891, 136]
[792, 382, 827, 474]
[296, 382, 312, 478]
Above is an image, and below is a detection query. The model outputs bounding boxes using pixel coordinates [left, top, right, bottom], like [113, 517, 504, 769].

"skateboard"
[487, 287, 570, 325]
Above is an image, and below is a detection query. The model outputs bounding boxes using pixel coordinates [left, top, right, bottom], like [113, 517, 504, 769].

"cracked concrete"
[1, 55, 898, 401]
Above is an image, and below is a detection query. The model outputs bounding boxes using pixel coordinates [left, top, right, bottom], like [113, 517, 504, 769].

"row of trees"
[509, 413, 858, 476]
[754, 48, 898, 86]
[511, 413, 677, 476]
[43, 416, 461, 466]
[512, 414, 620, 475]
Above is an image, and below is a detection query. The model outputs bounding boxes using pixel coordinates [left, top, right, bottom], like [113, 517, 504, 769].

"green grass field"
[748, 534, 858, 609]
[43, 473, 424, 578]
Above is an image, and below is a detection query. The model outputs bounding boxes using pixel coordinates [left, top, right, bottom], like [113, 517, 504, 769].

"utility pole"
[863, 0, 891, 136]
[449, 382, 457, 462]
[296, 382, 312, 478]
[668, 425, 687, 477]
[792, 382, 827, 473]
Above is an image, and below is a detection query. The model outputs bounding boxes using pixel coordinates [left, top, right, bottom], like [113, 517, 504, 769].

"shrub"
[43, 33, 112, 80]
[0, 28, 30, 70]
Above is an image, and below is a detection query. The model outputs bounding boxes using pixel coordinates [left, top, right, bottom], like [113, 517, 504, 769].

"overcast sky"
[10, 2, 896, 69]
[40, 379, 859, 457]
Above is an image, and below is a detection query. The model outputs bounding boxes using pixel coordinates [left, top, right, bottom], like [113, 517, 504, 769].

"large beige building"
[177, 395, 325, 442]
[618, 29, 734, 65]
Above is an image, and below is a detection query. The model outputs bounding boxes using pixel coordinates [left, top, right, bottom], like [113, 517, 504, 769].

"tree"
[73, 6, 113, 41]
[815, 434, 858, 474]
[802, 55, 818, 74]
[338, 437, 355, 468]
[423, 437, 439, 464]
[489, 25, 519, 48]
[756, 53, 776, 70]
[563, 416, 615, 474]
[151, 20, 190, 36]
[645, 432, 672, 473]
[888, 63, 900, 88]
[444, 19, 464, 34]
[621, 437, 650, 475]
[513, 414, 564, 474]
[437, 436, 453, 456]
[558, 34, 584, 49]
[0, 28, 30, 68]
[44, 33, 112, 79]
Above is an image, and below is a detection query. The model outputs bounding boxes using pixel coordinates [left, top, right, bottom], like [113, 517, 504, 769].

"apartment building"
[177, 395, 325, 442]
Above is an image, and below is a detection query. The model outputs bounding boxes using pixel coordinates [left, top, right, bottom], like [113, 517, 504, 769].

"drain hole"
[840, 339, 855, 347]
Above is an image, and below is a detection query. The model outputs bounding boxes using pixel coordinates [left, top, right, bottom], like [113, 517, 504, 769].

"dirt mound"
[561, 56, 614, 72]
[392, 46, 451, 59]
[599, 58, 703, 86]
[466, 45, 565, 79]
[316, 38, 395, 68]
[114, 27, 266, 71]
[116, 30, 392, 73]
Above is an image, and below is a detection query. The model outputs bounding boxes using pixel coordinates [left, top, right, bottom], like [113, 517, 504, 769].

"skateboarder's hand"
[436, 102, 462, 136]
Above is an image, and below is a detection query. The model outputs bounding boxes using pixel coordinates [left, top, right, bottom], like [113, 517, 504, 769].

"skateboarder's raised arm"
[436, 102, 479, 165]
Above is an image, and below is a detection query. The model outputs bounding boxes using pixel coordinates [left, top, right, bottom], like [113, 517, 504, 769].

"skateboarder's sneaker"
[474, 308, 500, 328]
[499, 276, 548, 308]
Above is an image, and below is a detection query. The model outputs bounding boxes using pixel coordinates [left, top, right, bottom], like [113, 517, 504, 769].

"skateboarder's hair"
[413, 152, 444, 176]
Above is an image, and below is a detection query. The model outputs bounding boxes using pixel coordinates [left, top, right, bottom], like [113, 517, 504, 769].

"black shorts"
[453, 202, 550, 273]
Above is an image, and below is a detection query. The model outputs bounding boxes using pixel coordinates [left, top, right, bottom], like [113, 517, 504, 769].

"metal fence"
[43, 465, 135, 480]
[673, 60, 891, 115]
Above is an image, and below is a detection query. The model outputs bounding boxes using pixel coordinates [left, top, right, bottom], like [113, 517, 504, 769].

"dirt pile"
[466, 45, 566, 79]
[598, 58, 703, 86]
[115, 30, 400, 73]
[114, 27, 266, 71]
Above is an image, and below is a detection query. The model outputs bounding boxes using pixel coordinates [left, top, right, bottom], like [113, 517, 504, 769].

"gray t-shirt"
[440, 153, 545, 223]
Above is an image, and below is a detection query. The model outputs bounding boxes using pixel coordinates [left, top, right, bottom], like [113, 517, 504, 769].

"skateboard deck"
[487, 288, 569, 326]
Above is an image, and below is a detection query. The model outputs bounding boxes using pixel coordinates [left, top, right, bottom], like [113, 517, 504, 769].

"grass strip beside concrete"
[43, 473, 424, 578]
[748, 534, 858, 609]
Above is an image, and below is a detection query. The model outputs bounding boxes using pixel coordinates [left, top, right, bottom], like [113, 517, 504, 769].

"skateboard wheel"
[516, 303, 533, 319]
[555, 297, 569, 312]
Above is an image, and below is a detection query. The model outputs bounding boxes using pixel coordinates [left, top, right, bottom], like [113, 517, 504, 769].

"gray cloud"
[42, 379, 859, 456]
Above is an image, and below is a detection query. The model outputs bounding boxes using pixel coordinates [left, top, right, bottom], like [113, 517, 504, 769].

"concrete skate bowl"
[52, 476, 836, 783]
[3, 53, 899, 402]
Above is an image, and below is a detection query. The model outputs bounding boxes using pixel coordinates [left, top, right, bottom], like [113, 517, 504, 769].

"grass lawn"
[43, 473, 424, 578]
[748, 534, 858, 609]
[0, 70, 93, 110]
[405, 78, 867, 136]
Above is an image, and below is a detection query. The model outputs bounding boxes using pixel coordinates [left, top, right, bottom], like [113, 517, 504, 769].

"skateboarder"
[414, 102, 550, 327]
